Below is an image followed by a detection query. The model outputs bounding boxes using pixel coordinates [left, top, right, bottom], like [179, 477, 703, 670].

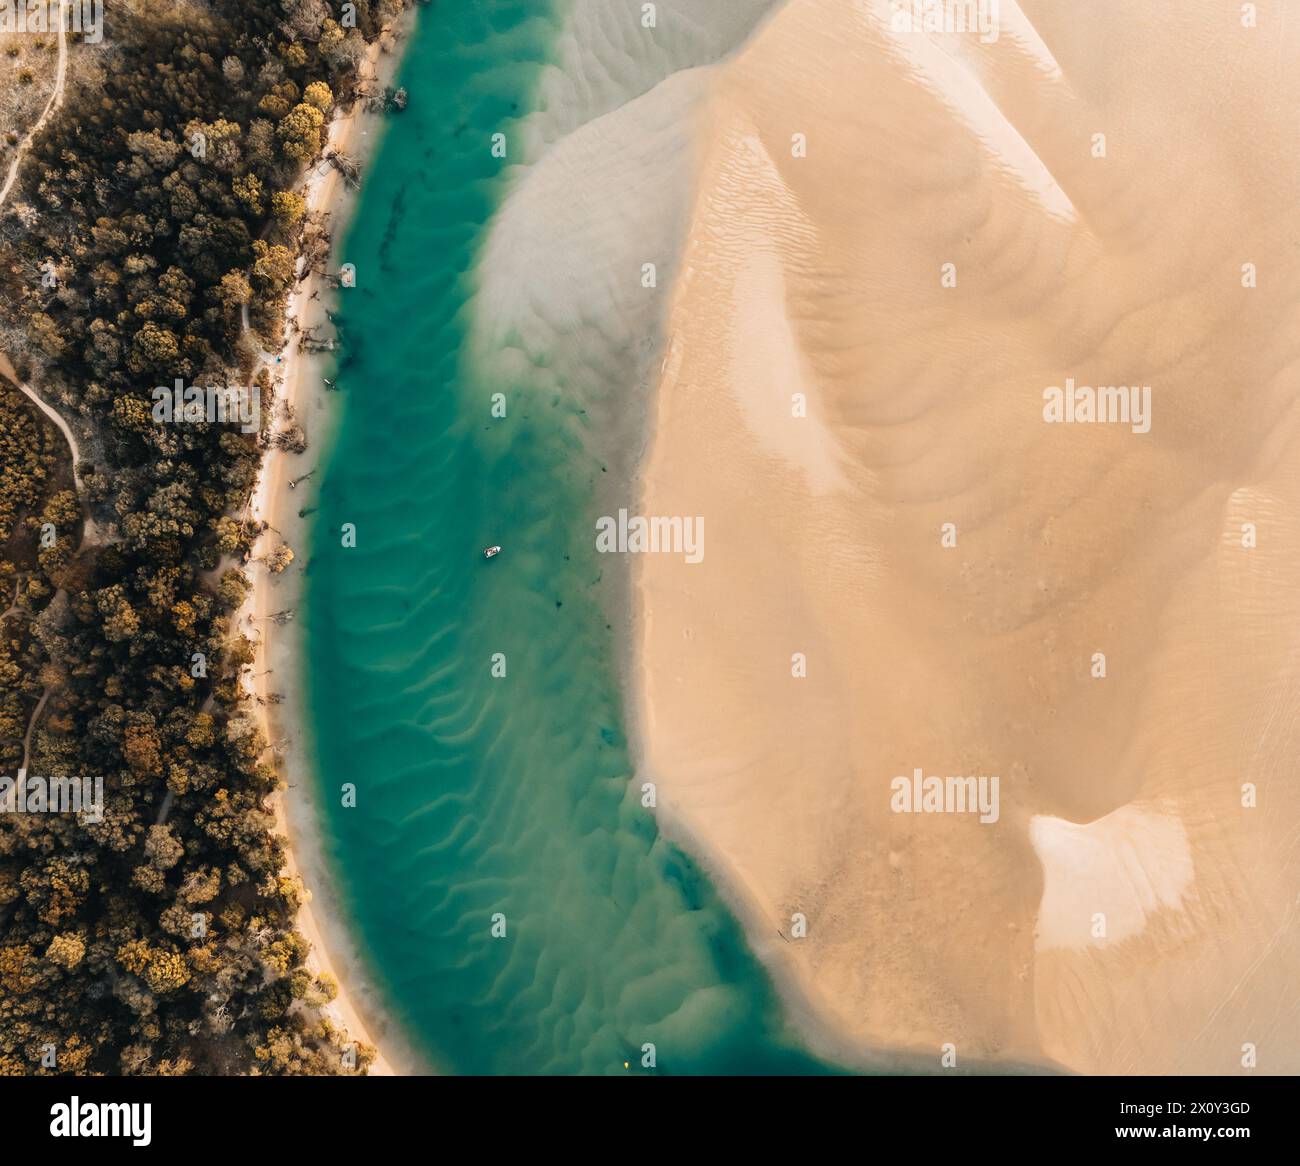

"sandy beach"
[240, 10, 419, 1076]
[634, 0, 1300, 1073]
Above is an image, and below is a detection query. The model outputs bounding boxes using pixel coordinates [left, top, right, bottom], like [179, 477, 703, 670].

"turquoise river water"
[303, 0, 837, 1075]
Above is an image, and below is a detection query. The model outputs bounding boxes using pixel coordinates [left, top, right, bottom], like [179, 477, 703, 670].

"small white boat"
[483, 545, 502, 559]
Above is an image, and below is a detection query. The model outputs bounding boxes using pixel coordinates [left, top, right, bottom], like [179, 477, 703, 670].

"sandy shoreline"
[241, 9, 422, 1076]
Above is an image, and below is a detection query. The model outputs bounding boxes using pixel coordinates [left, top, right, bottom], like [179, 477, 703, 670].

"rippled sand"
[636, 0, 1300, 1073]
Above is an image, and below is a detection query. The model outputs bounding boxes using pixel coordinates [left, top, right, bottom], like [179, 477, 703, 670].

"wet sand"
[635, 0, 1300, 1073]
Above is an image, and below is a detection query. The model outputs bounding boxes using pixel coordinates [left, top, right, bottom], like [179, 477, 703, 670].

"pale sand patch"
[635, 0, 1300, 1073]
[1029, 805, 1194, 950]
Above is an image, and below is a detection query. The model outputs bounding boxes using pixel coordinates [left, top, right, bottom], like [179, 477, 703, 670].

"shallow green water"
[303, 1, 836, 1075]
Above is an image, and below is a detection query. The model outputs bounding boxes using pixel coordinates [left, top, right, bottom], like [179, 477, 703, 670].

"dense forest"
[0, 0, 406, 1075]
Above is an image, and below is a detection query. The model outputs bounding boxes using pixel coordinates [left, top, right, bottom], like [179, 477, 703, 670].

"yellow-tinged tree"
[251, 240, 296, 292]
[303, 81, 333, 113]
[45, 933, 86, 971]
[276, 102, 325, 161]
[144, 949, 191, 993]
[270, 189, 306, 226]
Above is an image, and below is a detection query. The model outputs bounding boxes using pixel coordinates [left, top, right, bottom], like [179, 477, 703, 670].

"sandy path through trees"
[0, 0, 68, 206]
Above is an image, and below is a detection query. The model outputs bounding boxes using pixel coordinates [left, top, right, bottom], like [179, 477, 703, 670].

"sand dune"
[635, 0, 1300, 1073]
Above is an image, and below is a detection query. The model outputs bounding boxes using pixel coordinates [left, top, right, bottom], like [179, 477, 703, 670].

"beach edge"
[241, 4, 425, 1077]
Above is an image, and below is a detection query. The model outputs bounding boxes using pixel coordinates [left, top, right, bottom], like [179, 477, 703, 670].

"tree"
[143, 949, 191, 993]
[123, 722, 164, 778]
[215, 270, 251, 314]
[28, 311, 67, 359]
[232, 173, 264, 217]
[143, 825, 184, 870]
[128, 323, 181, 375]
[270, 190, 306, 226]
[96, 585, 141, 642]
[251, 240, 296, 289]
[276, 103, 325, 161]
[45, 933, 86, 971]
[265, 544, 294, 573]
[303, 81, 333, 114]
